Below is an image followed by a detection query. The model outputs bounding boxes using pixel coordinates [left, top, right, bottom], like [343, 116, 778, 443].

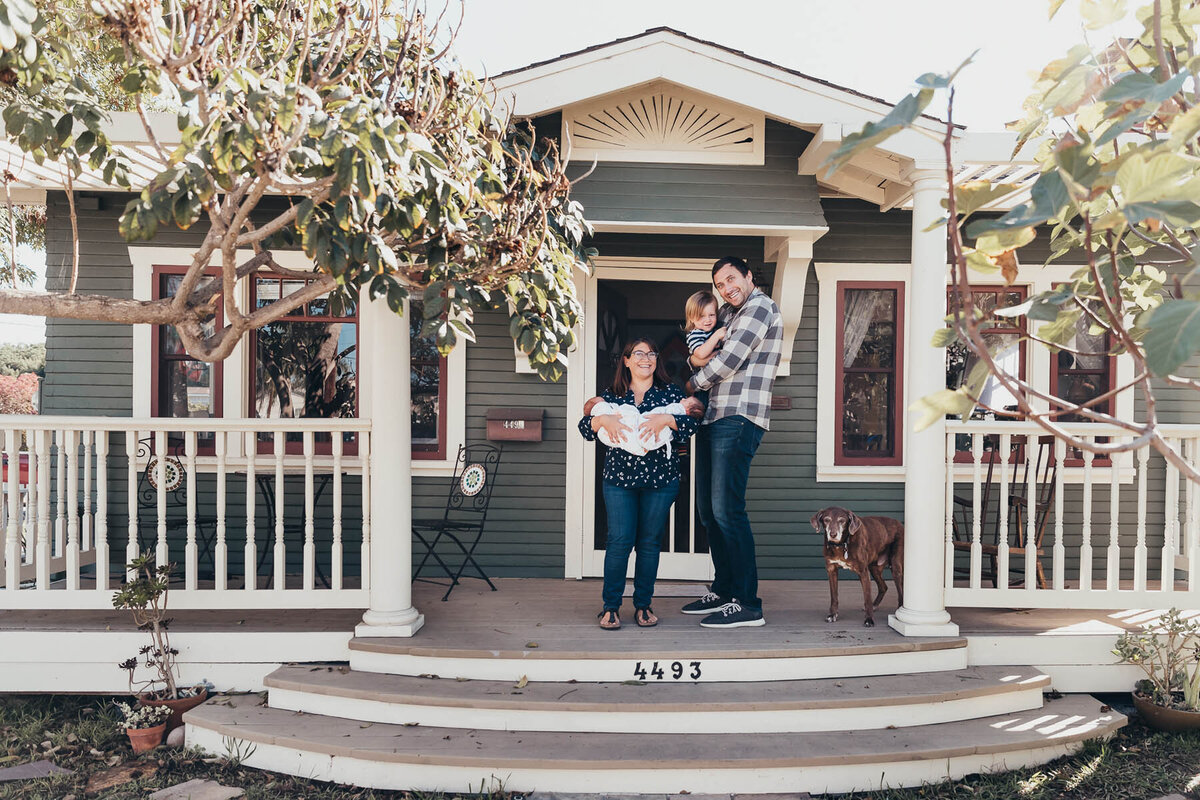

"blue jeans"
[601, 480, 679, 611]
[694, 415, 765, 611]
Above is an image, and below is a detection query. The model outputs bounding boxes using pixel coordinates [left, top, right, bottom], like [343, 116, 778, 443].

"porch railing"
[0, 416, 371, 609]
[945, 420, 1200, 609]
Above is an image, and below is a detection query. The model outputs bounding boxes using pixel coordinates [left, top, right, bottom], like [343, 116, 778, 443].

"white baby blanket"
[590, 401, 688, 456]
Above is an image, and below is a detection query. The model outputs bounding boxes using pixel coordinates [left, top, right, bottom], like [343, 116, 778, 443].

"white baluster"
[126, 432, 139, 578]
[81, 430, 93, 553]
[1024, 436, 1037, 593]
[970, 432, 983, 590]
[1107, 436, 1122, 591]
[997, 433, 1011, 587]
[244, 431, 257, 591]
[303, 431, 315, 591]
[3, 430, 20, 590]
[23, 428, 35, 567]
[944, 431, 955, 588]
[360, 431, 371, 591]
[1135, 445, 1149, 592]
[65, 429, 79, 590]
[95, 431, 109, 591]
[36, 430, 51, 589]
[332, 433, 343, 591]
[1080, 442, 1094, 591]
[274, 432, 285, 591]
[214, 431, 227, 592]
[154, 430, 168, 568]
[1053, 438, 1065, 591]
[1162, 440, 1179, 593]
[55, 430, 65, 558]
[184, 432, 198, 591]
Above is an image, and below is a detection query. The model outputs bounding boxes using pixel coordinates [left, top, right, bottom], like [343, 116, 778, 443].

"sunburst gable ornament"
[563, 81, 765, 165]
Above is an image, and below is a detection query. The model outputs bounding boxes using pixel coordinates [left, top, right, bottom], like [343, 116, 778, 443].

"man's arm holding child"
[688, 327, 726, 369]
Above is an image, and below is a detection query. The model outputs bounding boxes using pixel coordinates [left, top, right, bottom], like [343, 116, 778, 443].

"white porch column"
[889, 167, 959, 637]
[356, 294, 424, 637]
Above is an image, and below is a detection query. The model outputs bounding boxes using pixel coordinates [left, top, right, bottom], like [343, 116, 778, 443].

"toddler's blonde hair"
[684, 290, 718, 332]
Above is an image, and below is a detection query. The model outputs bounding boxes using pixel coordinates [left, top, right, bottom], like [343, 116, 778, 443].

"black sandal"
[598, 609, 621, 630]
[635, 607, 658, 627]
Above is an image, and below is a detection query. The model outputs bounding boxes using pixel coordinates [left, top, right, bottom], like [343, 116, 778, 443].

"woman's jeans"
[601, 480, 679, 611]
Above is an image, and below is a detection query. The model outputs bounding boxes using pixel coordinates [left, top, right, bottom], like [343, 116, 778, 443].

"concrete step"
[184, 693, 1125, 795]
[348, 634, 969, 682]
[264, 663, 1051, 733]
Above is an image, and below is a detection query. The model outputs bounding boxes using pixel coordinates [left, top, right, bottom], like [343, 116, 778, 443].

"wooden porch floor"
[0, 578, 1173, 641]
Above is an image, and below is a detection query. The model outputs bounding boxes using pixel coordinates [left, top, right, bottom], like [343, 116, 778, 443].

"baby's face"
[694, 304, 718, 332]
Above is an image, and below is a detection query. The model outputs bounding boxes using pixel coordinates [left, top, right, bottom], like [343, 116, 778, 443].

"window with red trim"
[835, 282, 904, 466]
[946, 286, 1027, 462]
[152, 267, 223, 440]
[247, 279, 447, 459]
[1050, 304, 1115, 463]
[409, 301, 448, 460]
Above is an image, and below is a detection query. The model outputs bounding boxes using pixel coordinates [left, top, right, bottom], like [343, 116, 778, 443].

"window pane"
[1058, 372, 1110, 419]
[1062, 316, 1108, 370]
[256, 278, 280, 309]
[842, 372, 892, 456]
[163, 360, 214, 418]
[946, 332, 1021, 412]
[843, 289, 895, 369]
[409, 303, 442, 451]
[255, 321, 357, 418]
[283, 280, 306, 316]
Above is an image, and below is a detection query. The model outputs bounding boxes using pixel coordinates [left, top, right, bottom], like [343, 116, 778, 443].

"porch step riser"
[183, 726, 1089, 795]
[267, 685, 1047, 733]
[348, 647, 969, 683]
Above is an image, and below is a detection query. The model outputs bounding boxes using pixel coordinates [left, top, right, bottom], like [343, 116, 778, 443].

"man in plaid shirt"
[683, 256, 783, 628]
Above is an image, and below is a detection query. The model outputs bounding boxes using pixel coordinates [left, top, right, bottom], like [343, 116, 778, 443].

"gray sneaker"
[699, 601, 765, 628]
[680, 592, 731, 615]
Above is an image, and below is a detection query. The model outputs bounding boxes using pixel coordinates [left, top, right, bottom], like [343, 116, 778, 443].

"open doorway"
[590, 278, 712, 579]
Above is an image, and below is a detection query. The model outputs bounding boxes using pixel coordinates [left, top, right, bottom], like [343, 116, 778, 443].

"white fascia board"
[496, 35, 949, 156]
[952, 131, 1035, 165]
[102, 111, 181, 146]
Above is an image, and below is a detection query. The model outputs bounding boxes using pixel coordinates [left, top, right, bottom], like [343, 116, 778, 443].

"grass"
[0, 693, 1197, 799]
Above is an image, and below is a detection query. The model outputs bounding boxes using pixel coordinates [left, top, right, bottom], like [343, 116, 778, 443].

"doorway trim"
[564, 257, 716, 579]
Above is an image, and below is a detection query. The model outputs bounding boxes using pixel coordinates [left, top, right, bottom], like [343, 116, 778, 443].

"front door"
[572, 260, 716, 580]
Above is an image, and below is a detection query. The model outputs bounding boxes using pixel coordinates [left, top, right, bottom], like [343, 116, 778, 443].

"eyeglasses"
[630, 350, 658, 361]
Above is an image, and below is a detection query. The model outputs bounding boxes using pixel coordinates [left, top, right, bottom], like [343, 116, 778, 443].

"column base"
[356, 607, 425, 638]
[888, 607, 959, 637]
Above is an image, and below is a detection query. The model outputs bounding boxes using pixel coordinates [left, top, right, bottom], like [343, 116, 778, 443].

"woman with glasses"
[578, 337, 701, 630]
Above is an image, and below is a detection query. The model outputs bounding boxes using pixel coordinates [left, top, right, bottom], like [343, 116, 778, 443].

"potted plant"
[116, 701, 173, 753]
[1113, 607, 1200, 732]
[113, 553, 208, 731]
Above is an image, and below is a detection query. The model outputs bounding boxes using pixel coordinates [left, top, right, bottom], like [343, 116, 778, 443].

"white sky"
[4, 0, 1104, 345]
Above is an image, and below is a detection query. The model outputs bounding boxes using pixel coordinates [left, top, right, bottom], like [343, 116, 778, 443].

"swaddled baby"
[583, 395, 705, 456]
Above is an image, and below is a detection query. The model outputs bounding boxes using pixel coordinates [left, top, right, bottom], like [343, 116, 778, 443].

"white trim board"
[127, 246, 466, 476]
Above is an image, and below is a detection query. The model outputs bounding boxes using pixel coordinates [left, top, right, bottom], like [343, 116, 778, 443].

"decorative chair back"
[1010, 435, 1058, 550]
[135, 436, 190, 514]
[442, 444, 503, 520]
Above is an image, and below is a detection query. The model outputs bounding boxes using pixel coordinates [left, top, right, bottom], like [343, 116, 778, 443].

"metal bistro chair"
[412, 444, 502, 601]
[135, 436, 218, 576]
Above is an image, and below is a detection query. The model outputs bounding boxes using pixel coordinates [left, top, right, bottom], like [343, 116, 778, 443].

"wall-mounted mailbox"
[486, 408, 545, 442]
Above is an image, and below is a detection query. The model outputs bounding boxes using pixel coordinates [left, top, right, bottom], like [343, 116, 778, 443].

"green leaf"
[911, 388, 976, 431]
[974, 225, 1036, 256]
[1081, 0, 1127, 29]
[1144, 300, 1200, 376]
[821, 89, 934, 176]
[1099, 69, 1189, 105]
[953, 181, 1019, 219]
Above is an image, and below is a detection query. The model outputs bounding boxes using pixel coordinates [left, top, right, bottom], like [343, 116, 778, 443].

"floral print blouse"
[577, 383, 699, 489]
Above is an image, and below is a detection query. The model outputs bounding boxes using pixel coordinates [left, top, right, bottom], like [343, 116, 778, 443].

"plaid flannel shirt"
[691, 289, 783, 430]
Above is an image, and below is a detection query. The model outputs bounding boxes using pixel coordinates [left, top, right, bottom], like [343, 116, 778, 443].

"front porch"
[0, 578, 1158, 693]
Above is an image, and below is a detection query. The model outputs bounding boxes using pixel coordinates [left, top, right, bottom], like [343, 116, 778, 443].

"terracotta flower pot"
[126, 722, 166, 754]
[1133, 692, 1200, 732]
[138, 688, 208, 732]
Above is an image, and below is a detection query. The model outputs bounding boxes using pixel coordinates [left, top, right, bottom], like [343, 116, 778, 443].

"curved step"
[348, 635, 969, 682]
[265, 664, 1050, 733]
[184, 694, 1125, 795]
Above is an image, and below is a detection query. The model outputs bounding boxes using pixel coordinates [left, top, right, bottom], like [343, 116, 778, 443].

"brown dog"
[810, 506, 904, 627]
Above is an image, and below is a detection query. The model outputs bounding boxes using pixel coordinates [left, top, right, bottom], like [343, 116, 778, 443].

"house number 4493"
[633, 660, 701, 681]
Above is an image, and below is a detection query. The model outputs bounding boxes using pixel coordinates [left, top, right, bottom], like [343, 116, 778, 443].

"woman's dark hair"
[611, 337, 670, 396]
